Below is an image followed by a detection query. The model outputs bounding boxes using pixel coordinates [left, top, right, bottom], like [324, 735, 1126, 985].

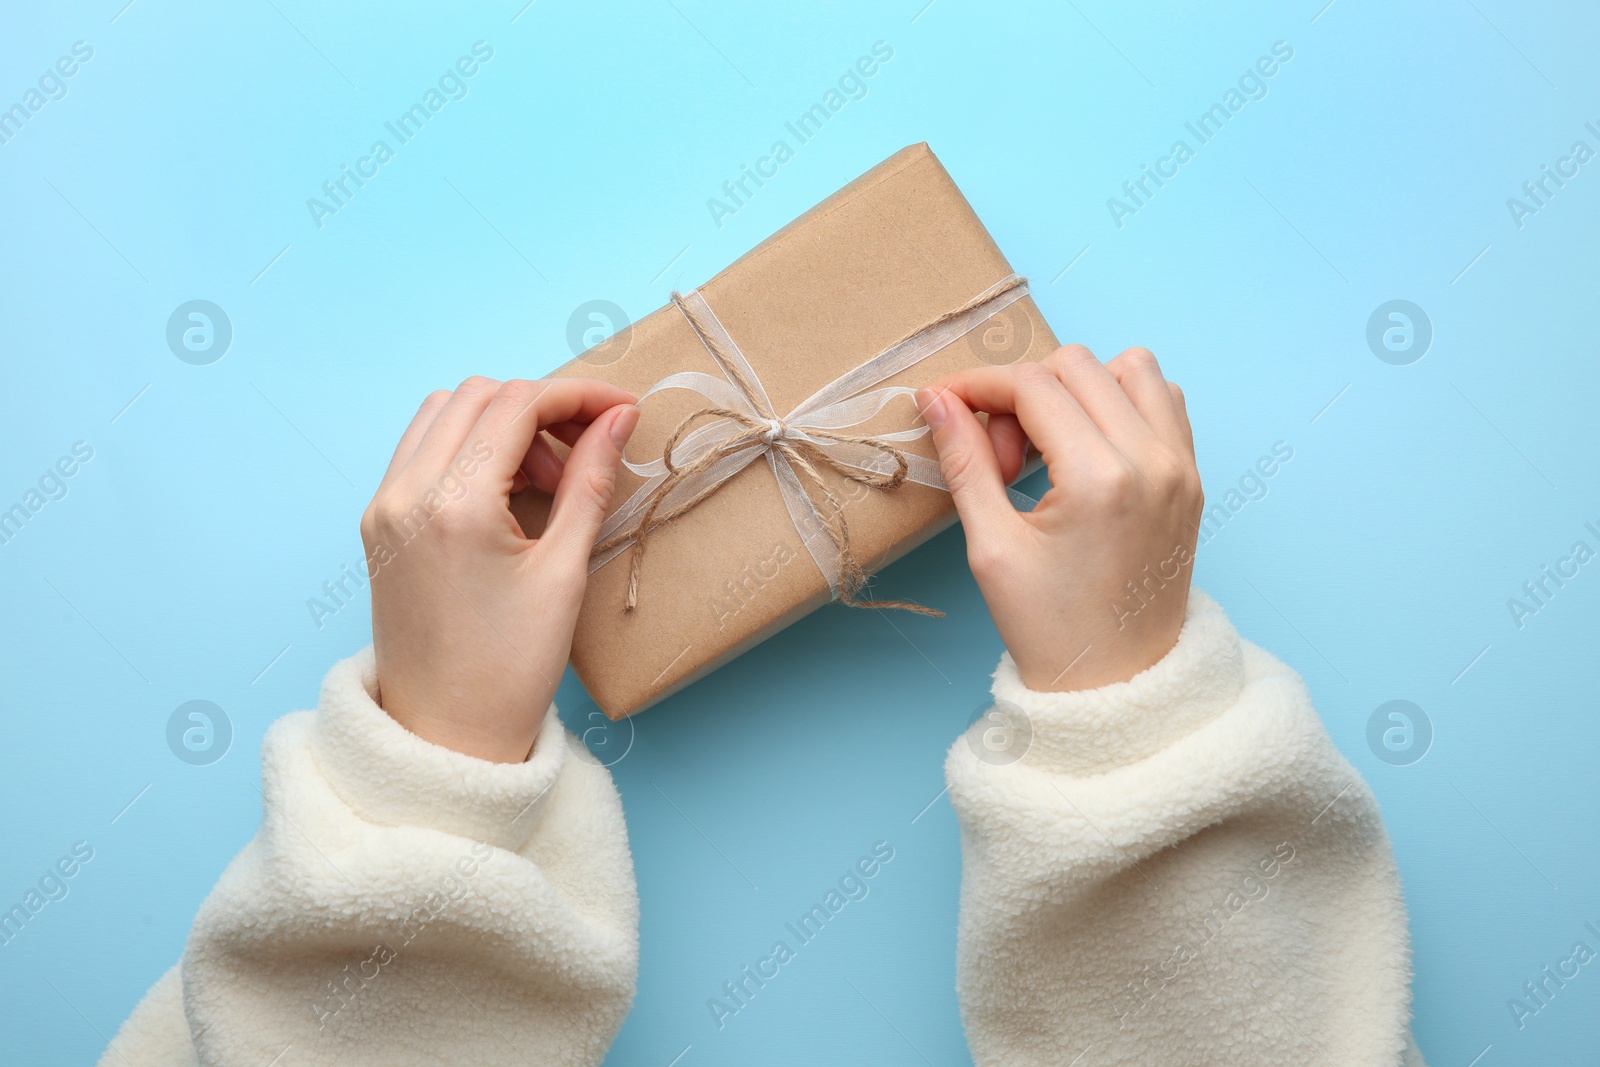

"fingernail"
[915, 388, 946, 430]
[609, 404, 641, 449]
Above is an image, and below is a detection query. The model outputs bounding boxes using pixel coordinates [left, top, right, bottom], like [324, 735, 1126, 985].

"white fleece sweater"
[102, 591, 1424, 1066]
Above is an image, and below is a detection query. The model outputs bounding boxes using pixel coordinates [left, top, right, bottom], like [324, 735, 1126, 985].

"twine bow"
[588, 274, 1031, 614]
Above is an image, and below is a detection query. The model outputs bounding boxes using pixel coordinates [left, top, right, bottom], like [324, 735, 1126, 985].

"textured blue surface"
[2, 1, 1597, 1063]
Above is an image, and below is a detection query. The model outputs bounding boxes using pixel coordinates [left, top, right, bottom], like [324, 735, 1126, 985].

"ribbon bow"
[589, 274, 1031, 613]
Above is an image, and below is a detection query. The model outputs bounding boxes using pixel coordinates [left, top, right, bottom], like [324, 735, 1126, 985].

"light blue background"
[2, 0, 1597, 1062]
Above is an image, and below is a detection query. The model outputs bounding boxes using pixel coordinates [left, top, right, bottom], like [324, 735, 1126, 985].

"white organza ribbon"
[589, 275, 1031, 597]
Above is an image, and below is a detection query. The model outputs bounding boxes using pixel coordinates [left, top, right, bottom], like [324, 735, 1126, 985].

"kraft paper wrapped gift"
[511, 143, 1058, 718]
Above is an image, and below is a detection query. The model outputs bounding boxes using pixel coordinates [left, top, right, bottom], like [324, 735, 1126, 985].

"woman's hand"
[917, 346, 1203, 692]
[362, 377, 639, 762]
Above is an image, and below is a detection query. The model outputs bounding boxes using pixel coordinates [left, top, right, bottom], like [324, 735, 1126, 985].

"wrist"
[314, 647, 565, 852]
[991, 590, 1244, 775]
[378, 687, 538, 764]
[1011, 598, 1189, 693]
[1015, 644, 1170, 693]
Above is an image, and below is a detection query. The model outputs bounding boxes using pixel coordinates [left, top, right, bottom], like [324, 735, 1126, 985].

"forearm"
[102, 648, 638, 1067]
[949, 591, 1418, 1066]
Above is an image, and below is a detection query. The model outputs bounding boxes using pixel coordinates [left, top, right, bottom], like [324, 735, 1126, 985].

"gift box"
[512, 143, 1057, 718]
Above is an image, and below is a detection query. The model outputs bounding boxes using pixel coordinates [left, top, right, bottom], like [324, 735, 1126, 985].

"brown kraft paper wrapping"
[511, 143, 1058, 718]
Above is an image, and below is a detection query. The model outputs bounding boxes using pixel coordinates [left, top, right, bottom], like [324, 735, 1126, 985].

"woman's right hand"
[361, 377, 639, 763]
[917, 346, 1204, 694]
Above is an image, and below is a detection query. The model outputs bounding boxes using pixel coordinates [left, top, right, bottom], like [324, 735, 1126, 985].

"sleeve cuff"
[990, 589, 1246, 776]
[308, 646, 568, 853]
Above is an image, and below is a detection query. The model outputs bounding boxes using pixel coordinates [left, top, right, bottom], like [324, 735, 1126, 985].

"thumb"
[543, 404, 640, 568]
[916, 386, 1014, 544]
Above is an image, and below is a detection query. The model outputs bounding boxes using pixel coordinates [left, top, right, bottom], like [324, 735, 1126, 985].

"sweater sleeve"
[946, 590, 1424, 1066]
[100, 647, 638, 1067]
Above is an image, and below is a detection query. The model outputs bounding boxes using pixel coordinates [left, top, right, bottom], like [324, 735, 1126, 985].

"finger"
[1046, 345, 1161, 456]
[1167, 381, 1195, 457]
[543, 404, 641, 566]
[927, 364, 1122, 470]
[984, 412, 1028, 484]
[543, 420, 588, 449]
[914, 385, 1019, 544]
[404, 377, 502, 478]
[520, 434, 566, 495]
[1106, 347, 1188, 455]
[381, 390, 452, 489]
[463, 378, 639, 490]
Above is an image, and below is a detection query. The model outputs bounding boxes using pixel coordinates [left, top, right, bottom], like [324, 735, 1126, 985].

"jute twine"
[591, 275, 1028, 615]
